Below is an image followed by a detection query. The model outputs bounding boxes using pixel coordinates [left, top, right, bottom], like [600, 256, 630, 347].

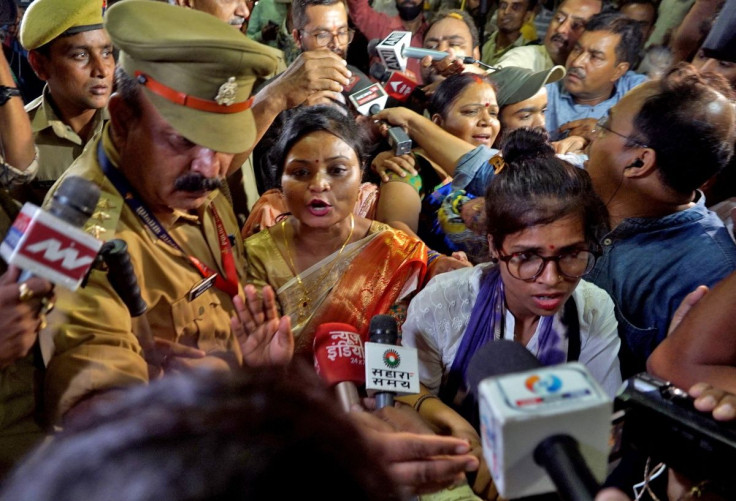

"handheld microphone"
[369, 62, 419, 102]
[0, 176, 103, 290]
[367, 314, 398, 409]
[343, 64, 388, 116]
[368, 32, 498, 72]
[313, 322, 366, 413]
[472, 340, 611, 501]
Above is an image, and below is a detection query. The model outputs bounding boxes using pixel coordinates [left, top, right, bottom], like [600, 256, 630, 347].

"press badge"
[188, 274, 217, 301]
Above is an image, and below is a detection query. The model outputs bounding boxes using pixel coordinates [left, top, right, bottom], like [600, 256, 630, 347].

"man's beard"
[174, 172, 223, 192]
[396, 0, 423, 21]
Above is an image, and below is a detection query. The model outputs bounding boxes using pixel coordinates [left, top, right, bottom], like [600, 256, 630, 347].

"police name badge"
[188, 274, 217, 302]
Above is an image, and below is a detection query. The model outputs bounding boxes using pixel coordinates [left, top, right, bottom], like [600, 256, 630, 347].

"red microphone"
[313, 322, 366, 413]
[0, 176, 102, 290]
[370, 62, 419, 103]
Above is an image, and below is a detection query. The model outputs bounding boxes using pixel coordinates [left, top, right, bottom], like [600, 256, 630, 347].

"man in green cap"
[16, 0, 114, 206]
[42, 0, 291, 426]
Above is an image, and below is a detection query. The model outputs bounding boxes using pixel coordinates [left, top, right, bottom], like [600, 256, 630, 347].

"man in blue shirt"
[545, 12, 647, 141]
[584, 65, 736, 379]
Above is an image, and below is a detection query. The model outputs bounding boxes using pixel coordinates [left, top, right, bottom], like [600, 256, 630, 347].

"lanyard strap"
[98, 143, 239, 297]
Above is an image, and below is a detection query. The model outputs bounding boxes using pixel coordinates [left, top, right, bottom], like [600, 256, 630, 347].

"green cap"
[105, 0, 282, 154]
[489, 65, 566, 107]
[20, 0, 105, 51]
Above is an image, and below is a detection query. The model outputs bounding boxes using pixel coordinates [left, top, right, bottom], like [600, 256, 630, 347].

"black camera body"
[613, 373, 736, 496]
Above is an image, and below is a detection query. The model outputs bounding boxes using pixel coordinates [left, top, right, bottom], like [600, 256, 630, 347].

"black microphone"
[472, 340, 609, 501]
[1, 176, 102, 290]
[342, 64, 388, 116]
[368, 314, 398, 409]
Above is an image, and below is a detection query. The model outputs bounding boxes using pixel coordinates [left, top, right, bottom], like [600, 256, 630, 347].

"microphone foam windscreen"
[466, 339, 542, 397]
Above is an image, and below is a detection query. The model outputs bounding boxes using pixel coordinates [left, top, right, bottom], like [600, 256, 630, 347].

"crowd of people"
[0, 0, 735, 499]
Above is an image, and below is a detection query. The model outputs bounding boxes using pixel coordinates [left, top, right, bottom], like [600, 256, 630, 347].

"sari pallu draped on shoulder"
[267, 226, 428, 356]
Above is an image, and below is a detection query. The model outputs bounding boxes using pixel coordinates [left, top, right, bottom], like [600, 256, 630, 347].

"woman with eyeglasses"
[399, 129, 621, 492]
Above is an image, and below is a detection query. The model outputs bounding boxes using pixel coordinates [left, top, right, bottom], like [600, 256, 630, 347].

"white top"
[402, 264, 622, 398]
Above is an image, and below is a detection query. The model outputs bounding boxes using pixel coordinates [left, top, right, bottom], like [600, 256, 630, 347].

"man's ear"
[107, 94, 135, 146]
[27, 50, 49, 81]
[292, 28, 303, 49]
[611, 61, 630, 83]
[472, 45, 481, 61]
[623, 148, 656, 178]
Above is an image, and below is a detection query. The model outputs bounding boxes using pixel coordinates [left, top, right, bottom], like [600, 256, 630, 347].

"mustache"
[174, 173, 223, 192]
[229, 16, 246, 25]
[567, 67, 586, 80]
[550, 33, 568, 45]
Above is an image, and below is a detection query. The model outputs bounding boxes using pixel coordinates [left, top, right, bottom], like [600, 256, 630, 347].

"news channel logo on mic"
[478, 363, 612, 498]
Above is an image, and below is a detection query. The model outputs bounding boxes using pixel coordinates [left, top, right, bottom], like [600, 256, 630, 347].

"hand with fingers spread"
[371, 150, 417, 182]
[0, 266, 54, 368]
[231, 284, 294, 367]
[348, 408, 480, 497]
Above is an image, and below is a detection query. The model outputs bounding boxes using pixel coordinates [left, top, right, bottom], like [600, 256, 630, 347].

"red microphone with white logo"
[370, 62, 419, 103]
[0, 176, 102, 290]
[313, 322, 366, 413]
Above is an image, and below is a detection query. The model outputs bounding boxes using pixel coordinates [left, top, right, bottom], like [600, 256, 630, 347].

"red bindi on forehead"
[549, 245, 555, 250]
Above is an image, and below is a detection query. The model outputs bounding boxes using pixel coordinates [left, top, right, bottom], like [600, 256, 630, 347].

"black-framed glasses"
[497, 249, 598, 281]
[299, 28, 355, 47]
[592, 115, 649, 148]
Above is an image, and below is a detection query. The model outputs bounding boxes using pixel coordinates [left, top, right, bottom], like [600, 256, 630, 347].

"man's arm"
[0, 49, 35, 175]
[647, 271, 736, 393]
[228, 50, 352, 174]
[372, 106, 476, 177]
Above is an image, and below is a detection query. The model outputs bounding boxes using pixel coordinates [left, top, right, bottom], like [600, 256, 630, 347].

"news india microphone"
[313, 322, 366, 413]
[0, 176, 103, 290]
[470, 340, 611, 501]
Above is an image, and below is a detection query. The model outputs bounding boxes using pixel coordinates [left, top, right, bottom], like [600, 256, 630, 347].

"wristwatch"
[0, 86, 21, 106]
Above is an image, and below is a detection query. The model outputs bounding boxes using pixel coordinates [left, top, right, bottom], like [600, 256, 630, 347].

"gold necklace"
[281, 213, 355, 321]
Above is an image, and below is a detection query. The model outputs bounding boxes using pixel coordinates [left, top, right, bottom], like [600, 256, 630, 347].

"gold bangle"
[413, 393, 439, 413]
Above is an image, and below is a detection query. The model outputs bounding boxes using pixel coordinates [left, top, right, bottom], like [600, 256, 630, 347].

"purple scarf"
[439, 265, 571, 407]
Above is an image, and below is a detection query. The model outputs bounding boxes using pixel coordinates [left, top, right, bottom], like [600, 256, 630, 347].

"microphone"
[0, 176, 103, 290]
[369, 62, 419, 102]
[472, 340, 611, 501]
[345, 64, 412, 155]
[313, 322, 366, 413]
[368, 32, 498, 72]
[367, 315, 398, 409]
[342, 64, 388, 116]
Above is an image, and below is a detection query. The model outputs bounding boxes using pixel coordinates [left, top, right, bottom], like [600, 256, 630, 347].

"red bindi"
[549, 245, 555, 250]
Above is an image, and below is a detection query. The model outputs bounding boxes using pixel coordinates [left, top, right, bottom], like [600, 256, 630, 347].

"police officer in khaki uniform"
[42, 0, 288, 425]
[16, 0, 114, 205]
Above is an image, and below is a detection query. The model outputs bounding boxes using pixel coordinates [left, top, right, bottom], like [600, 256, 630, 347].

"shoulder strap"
[564, 296, 581, 362]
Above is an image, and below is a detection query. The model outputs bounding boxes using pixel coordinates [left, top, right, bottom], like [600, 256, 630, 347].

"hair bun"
[500, 128, 555, 166]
